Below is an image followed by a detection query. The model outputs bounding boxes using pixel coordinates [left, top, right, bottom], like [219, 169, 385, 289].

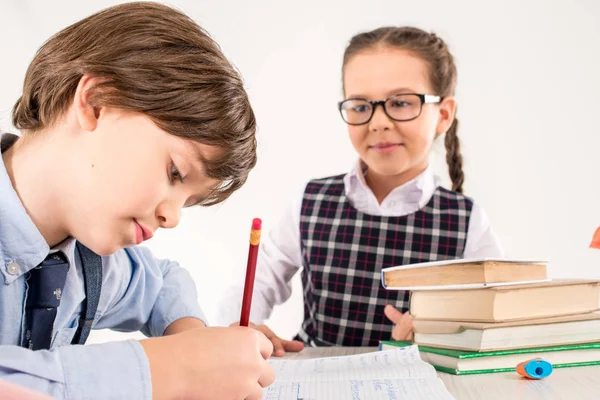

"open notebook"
[263, 345, 455, 400]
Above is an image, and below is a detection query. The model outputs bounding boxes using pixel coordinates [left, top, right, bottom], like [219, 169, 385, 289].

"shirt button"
[388, 201, 396, 208]
[7, 261, 19, 275]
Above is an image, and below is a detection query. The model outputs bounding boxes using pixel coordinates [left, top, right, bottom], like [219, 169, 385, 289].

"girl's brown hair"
[342, 26, 464, 193]
[12, 1, 256, 205]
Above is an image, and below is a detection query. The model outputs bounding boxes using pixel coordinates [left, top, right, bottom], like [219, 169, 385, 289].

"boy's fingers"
[257, 332, 274, 360]
[384, 304, 404, 324]
[252, 324, 303, 356]
[245, 384, 264, 400]
[255, 325, 285, 356]
[258, 364, 276, 388]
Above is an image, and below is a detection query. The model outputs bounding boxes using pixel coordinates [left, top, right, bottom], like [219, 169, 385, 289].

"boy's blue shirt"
[0, 135, 207, 399]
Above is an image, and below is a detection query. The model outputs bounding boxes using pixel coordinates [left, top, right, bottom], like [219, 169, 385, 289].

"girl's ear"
[436, 96, 457, 135]
[73, 74, 104, 132]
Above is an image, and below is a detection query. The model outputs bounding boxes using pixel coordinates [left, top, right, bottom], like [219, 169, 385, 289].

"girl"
[221, 26, 504, 352]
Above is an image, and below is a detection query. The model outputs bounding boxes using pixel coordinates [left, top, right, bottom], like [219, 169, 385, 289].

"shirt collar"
[0, 133, 51, 283]
[343, 159, 439, 212]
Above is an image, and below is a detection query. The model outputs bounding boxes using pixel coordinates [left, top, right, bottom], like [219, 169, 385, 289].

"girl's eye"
[390, 100, 410, 108]
[354, 104, 370, 113]
[170, 161, 184, 184]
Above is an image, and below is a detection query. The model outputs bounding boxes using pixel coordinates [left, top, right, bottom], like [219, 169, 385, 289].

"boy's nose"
[156, 203, 181, 229]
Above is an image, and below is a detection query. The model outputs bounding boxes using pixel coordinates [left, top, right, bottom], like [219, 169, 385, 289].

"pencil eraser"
[252, 218, 262, 230]
[517, 358, 552, 379]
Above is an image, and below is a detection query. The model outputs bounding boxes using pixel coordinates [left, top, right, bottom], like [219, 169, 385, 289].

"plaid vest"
[297, 174, 473, 346]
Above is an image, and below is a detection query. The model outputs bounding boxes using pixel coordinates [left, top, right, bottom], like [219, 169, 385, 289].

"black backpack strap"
[71, 242, 103, 345]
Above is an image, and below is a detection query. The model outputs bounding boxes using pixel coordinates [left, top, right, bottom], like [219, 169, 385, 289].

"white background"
[1, 0, 599, 343]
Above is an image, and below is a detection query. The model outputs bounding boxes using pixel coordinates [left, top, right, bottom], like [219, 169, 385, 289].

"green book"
[379, 340, 600, 375]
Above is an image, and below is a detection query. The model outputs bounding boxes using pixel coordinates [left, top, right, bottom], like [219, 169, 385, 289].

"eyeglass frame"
[338, 93, 443, 125]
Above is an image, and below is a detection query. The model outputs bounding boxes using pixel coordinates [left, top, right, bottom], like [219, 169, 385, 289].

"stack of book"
[380, 259, 600, 375]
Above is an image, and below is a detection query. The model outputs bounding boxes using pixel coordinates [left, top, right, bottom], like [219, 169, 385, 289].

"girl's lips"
[370, 143, 403, 153]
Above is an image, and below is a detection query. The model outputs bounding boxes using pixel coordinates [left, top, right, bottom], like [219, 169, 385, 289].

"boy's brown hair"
[12, 1, 256, 205]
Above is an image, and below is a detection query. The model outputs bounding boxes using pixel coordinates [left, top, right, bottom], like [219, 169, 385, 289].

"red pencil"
[240, 218, 262, 326]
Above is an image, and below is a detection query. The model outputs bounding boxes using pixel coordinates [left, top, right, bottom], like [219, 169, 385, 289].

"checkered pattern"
[296, 174, 473, 346]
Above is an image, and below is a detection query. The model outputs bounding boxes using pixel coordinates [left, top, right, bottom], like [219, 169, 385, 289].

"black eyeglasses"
[338, 93, 442, 125]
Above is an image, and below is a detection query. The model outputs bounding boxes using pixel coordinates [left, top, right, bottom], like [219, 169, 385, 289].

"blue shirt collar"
[0, 134, 50, 283]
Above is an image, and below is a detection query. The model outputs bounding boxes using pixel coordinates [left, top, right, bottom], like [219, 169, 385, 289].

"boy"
[0, 2, 274, 399]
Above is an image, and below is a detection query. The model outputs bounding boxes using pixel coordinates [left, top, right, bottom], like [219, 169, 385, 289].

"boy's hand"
[384, 304, 413, 341]
[231, 322, 305, 357]
[141, 326, 275, 400]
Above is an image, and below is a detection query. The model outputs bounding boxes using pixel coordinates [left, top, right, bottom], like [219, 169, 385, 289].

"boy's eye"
[170, 161, 184, 184]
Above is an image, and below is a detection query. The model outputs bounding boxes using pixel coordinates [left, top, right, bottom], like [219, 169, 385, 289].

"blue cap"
[522, 359, 553, 379]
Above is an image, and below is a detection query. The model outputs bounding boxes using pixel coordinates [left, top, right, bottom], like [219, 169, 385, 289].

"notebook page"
[269, 346, 433, 381]
[263, 346, 455, 400]
[263, 377, 454, 400]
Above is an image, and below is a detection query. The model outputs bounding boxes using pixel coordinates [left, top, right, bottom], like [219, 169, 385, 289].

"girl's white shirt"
[218, 162, 504, 325]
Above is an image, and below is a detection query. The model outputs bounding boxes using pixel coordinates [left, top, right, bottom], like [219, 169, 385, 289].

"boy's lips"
[133, 220, 153, 244]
